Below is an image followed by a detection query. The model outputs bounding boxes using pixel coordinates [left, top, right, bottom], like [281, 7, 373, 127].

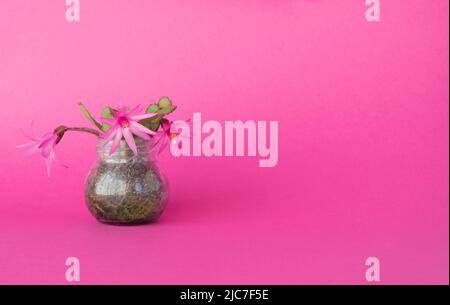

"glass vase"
[84, 137, 168, 225]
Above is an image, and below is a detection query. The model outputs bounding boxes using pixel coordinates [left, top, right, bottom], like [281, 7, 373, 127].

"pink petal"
[129, 121, 157, 136]
[99, 117, 116, 124]
[102, 125, 118, 144]
[149, 132, 164, 150]
[46, 152, 55, 177]
[117, 103, 125, 112]
[29, 120, 37, 138]
[37, 133, 56, 149]
[103, 133, 116, 145]
[109, 128, 123, 155]
[42, 135, 57, 154]
[128, 112, 158, 121]
[19, 121, 41, 141]
[102, 123, 118, 136]
[127, 104, 143, 115]
[24, 143, 41, 157]
[41, 142, 54, 158]
[159, 136, 169, 154]
[15, 141, 38, 148]
[129, 124, 151, 140]
[122, 128, 137, 155]
[51, 151, 68, 169]
[20, 128, 39, 142]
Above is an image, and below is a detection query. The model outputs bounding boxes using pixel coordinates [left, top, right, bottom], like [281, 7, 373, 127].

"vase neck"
[97, 137, 152, 163]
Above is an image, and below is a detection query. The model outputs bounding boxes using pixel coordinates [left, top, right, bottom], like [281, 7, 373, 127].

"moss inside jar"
[85, 137, 168, 225]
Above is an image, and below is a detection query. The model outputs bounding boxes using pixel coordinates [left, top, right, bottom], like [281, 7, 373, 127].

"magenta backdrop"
[0, 0, 448, 284]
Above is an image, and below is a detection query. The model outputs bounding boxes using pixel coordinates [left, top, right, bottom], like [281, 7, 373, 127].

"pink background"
[0, 0, 448, 284]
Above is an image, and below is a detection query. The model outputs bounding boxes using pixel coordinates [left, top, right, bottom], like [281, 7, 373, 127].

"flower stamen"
[118, 117, 129, 128]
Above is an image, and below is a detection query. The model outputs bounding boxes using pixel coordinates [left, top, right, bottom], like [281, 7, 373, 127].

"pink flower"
[153, 119, 190, 154]
[16, 123, 60, 177]
[100, 103, 158, 155]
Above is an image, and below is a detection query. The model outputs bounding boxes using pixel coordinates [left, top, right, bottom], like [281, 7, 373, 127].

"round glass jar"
[84, 137, 168, 225]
